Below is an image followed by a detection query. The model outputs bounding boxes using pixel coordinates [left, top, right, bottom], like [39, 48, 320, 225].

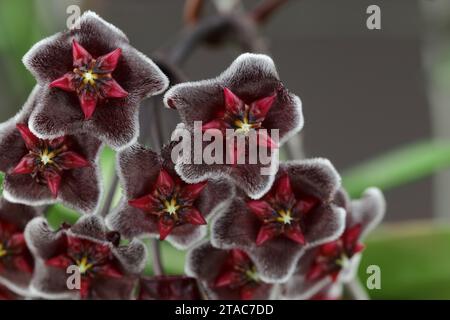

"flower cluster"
[0, 11, 385, 300]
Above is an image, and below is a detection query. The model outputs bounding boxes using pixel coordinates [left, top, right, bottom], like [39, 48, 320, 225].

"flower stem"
[345, 278, 369, 300]
[100, 172, 119, 217]
[151, 239, 164, 276]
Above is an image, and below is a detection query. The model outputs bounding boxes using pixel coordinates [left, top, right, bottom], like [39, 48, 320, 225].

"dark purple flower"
[0, 284, 20, 300]
[0, 87, 103, 213]
[138, 275, 202, 300]
[25, 215, 146, 299]
[280, 187, 385, 299]
[0, 198, 42, 297]
[106, 142, 234, 249]
[186, 241, 275, 300]
[23, 11, 169, 150]
[164, 53, 303, 199]
[211, 159, 345, 282]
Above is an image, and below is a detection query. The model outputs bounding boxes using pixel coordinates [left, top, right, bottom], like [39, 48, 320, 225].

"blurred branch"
[183, 0, 204, 26]
[249, 0, 289, 24]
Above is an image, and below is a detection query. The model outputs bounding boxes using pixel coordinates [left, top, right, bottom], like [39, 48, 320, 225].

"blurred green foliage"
[0, 0, 45, 102]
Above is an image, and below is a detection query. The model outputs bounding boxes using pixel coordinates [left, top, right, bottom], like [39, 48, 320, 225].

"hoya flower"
[0, 87, 103, 213]
[0, 198, 42, 297]
[164, 53, 303, 199]
[25, 215, 146, 299]
[280, 187, 385, 299]
[185, 241, 276, 300]
[211, 159, 346, 282]
[23, 11, 169, 150]
[0, 284, 19, 300]
[139, 275, 202, 300]
[106, 142, 234, 249]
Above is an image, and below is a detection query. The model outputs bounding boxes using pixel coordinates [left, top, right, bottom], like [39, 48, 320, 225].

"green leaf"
[342, 140, 450, 197]
[360, 223, 450, 299]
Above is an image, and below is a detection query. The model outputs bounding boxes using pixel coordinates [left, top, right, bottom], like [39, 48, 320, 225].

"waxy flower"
[0, 284, 19, 300]
[280, 187, 385, 299]
[106, 142, 234, 249]
[0, 86, 103, 213]
[211, 159, 346, 282]
[25, 215, 147, 299]
[23, 11, 169, 150]
[186, 241, 275, 300]
[139, 276, 202, 300]
[164, 53, 303, 199]
[0, 198, 42, 297]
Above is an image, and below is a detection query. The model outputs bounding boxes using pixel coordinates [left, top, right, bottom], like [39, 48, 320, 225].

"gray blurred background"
[1, 0, 449, 222]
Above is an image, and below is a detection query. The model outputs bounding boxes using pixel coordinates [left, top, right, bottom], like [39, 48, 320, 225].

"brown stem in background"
[184, 0, 204, 26]
[100, 173, 119, 217]
[151, 239, 164, 276]
[249, 0, 289, 24]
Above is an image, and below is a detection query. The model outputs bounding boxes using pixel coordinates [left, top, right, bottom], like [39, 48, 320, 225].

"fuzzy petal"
[185, 241, 275, 300]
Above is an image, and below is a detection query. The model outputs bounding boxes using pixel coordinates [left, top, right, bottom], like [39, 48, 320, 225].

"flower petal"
[101, 79, 128, 98]
[11, 154, 35, 175]
[223, 87, 245, 116]
[16, 124, 39, 151]
[79, 90, 98, 120]
[49, 73, 76, 92]
[43, 170, 62, 198]
[58, 151, 90, 169]
[97, 48, 122, 72]
[249, 93, 276, 122]
[72, 40, 93, 67]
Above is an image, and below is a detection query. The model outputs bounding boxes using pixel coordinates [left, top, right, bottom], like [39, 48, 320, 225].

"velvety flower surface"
[280, 187, 385, 299]
[0, 284, 19, 300]
[186, 241, 275, 300]
[139, 275, 202, 300]
[106, 142, 234, 249]
[0, 86, 103, 213]
[0, 198, 41, 296]
[211, 159, 345, 282]
[164, 53, 303, 199]
[25, 215, 146, 299]
[23, 11, 169, 150]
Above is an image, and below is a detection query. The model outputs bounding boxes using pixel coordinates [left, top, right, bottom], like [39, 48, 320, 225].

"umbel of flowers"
[0, 11, 385, 300]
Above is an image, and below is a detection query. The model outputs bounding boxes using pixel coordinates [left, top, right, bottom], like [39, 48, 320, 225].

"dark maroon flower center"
[12, 124, 90, 198]
[202, 87, 277, 149]
[129, 169, 207, 240]
[0, 220, 33, 274]
[247, 174, 318, 246]
[50, 40, 128, 119]
[214, 249, 261, 300]
[307, 224, 365, 282]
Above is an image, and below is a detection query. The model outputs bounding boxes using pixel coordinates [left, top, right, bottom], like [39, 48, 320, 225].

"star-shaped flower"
[25, 215, 147, 299]
[211, 159, 346, 282]
[0, 198, 42, 297]
[0, 86, 103, 213]
[164, 53, 303, 199]
[280, 187, 385, 299]
[49, 40, 128, 119]
[186, 241, 275, 300]
[106, 142, 234, 249]
[23, 11, 169, 150]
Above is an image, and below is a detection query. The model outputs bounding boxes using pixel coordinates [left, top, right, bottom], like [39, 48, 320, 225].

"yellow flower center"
[76, 256, 93, 274]
[245, 267, 260, 282]
[40, 148, 55, 165]
[234, 117, 253, 135]
[335, 253, 350, 269]
[163, 198, 180, 215]
[0, 243, 7, 258]
[82, 70, 98, 86]
[276, 209, 293, 224]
